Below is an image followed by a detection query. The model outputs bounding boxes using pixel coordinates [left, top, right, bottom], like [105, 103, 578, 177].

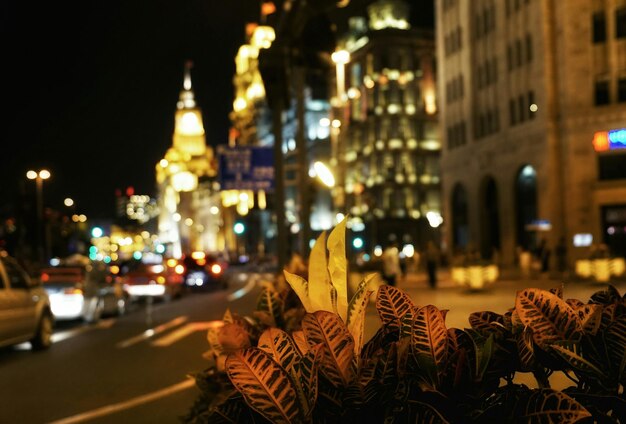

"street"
[0, 266, 271, 424]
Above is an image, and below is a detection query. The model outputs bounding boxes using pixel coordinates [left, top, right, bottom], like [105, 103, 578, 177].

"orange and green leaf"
[226, 347, 304, 424]
[376, 285, 416, 334]
[411, 305, 449, 387]
[519, 389, 591, 422]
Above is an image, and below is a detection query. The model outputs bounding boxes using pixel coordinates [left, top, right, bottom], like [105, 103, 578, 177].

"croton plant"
[183, 220, 626, 423]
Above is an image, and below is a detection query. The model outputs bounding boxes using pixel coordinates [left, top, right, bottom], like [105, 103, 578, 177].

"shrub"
[183, 221, 626, 423]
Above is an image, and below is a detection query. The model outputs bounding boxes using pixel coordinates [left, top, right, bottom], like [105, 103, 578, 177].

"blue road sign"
[217, 146, 274, 191]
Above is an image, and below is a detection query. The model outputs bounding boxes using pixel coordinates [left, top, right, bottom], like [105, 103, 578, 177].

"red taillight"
[210, 264, 222, 275]
[41, 273, 49, 282]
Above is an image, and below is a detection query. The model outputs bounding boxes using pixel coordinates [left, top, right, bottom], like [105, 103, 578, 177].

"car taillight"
[64, 287, 83, 295]
[41, 273, 49, 282]
[210, 264, 222, 275]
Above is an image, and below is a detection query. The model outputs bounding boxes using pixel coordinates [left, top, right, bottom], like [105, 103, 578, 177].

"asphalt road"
[0, 266, 272, 424]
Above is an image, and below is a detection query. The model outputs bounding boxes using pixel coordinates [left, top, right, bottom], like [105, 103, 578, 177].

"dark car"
[0, 251, 53, 350]
[182, 252, 228, 290]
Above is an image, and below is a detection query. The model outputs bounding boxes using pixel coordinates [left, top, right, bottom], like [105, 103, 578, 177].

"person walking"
[425, 241, 440, 289]
[382, 242, 401, 287]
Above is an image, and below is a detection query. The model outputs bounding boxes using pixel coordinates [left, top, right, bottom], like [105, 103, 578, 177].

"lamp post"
[27, 169, 51, 264]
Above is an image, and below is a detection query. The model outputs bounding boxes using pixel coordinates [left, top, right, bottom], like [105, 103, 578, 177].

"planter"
[451, 264, 499, 290]
[575, 257, 626, 282]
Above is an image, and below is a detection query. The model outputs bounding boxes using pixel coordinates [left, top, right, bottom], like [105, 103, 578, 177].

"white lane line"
[48, 378, 195, 424]
[227, 276, 257, 301]
[116, 316, 188, 348]
[151, 321, 223, 347]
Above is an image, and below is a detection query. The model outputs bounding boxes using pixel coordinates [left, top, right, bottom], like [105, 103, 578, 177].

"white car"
[0, 251, 53, 350]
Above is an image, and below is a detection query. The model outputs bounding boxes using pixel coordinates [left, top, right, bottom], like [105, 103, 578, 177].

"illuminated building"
[436, 0, 626, 264]
[156, 62, 222, 258]
[332, 0, 441, 251]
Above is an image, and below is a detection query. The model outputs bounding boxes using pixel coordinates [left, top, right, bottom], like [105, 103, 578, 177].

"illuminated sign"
[593, 128, 626, 152]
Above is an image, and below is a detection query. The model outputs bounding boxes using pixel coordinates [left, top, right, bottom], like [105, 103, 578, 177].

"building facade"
[334, 0, 441, 253]
[436, 0, 626, 266]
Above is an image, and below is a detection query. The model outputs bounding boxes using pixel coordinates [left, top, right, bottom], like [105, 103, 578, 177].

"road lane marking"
[152, 321, 223, 347]
[48, 378, 195, 424]
[227, 277, 257, 301]
[116, 316, 188, 348]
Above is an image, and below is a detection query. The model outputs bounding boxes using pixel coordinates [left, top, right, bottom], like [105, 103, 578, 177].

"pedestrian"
[382, 242, 401, 287]
[534, 237, 551, 274]
[555, 236, 567, 276]
[425, 241, 440, 289]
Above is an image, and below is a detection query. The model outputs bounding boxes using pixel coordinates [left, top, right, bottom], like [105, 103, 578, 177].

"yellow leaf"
[223, 308, 234, 324]
[327, 217, 348, 321]
[308, 231, 334, 313]
[283, 270, 313, 312]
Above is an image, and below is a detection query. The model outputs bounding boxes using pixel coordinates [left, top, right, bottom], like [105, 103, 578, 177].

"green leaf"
[327, 216, 349, 322]
[308, 231, 334, 313]
[302, 311, 356, 387]
[284, 270, 313, 312]
[515, 289, 582, 349]
[376, 284, 416, 334]
[411, 305, 449, 388]
[226, 347, 304, 424]
[519, 389, 591, 422]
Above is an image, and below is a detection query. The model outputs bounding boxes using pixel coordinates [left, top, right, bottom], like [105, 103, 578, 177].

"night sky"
[0, 0, 433, 220]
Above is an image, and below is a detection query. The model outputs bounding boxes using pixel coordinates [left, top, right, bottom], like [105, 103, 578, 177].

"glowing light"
[167, 259, 178, 267]
[133, 251, 143, 260]
[319, 118, 330, 127]
[529, 103, 538, 112]
[175, 264, 185, 274]
[171, 171, 198, 192]
[173, 213, 181, 222]
[594, 128, 626, 151]
[402, 244, 415, 258]
[26, 170, 37, 180]
[39, 170, 51, 180]
[234, 222, 245, 235]
[91, 227, 103, 238]
[210, 264, 222, 274]
[336, 213, 345, 224]
[50, 258, 61, 266]
[160, 159, 169, 168]
[331, 50, 350, 64]
[64, 198, 74, 207]
[313, 161, 335, 187]
[374, 245, 383, 257]
[352, 237, 364, 249]
[331, 119, 341, 128]
[426, 211, 443, 228]
[191, 251, 205, 260]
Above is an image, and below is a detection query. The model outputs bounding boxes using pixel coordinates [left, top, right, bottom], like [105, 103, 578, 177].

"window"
[595, 80, 610, 105]
[518, 95, 526, 122]
[528, 91, 536, 119]
[1, 258, 29, 289]
[507, 45, 513, 70]
[619, 78, 626, 103]
[515, 40, 523, 67]
[509, 99, 517, 125]
[616, 8, 626, 38]
[593, 12, 607, 43]
[525, 35, 533, 63]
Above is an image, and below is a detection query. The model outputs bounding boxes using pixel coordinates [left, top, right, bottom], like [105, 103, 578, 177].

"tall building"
[156, 62, 221, 258]
[333, 0, 441, 252]
[436, 0, 626, 266]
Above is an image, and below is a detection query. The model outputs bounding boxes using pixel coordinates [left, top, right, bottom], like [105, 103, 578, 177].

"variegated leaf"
[218, 323, 251, 354]
[566, 298, 584, 309]
[549, 285, 564, 299]
[590, 284, 621, 305]
[297, 343, 323, 415]
[283, 270, 313, 312]
[376, 284, 416, 334]
[257, 286, 284, 328]
[517, 326, 537, 372]
[475, 334, 494, 381]
[223, 308, 234, 324]
[576, 304, 602, 335]
[606, 317, 626, 380]
[550, 340, 607, 379]
[208, 325, 225, 357]
[411, 305, 449, 387]
[601, 303, 618, 330]
[468, 311, 507, 337]
[400, 307, 417, 339]
[327, 217, 348, 321]
[302, 311, 356, 387]
[515, 289, 582, 348]
[308, 231, 334, 313]
[207, 393, 255, 423]
[347, 272, 380, 326]
[406, 400, 450, 423]
[374, 340, 398, 385]
[226, 347, 304, 424]
[519, 389, 591, 422]
[347, 285, 374, 359]
[258, 328, 302, 373]
[292, 330, 309, 355]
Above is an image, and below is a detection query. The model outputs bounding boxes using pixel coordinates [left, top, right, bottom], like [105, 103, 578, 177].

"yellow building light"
[171, 171, 198, 192]
[233, 97, 247, 112]
[258, 190, 267, 210]
[252, 25, 275, 49]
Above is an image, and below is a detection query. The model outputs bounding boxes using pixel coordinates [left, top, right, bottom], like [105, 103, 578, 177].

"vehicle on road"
[119, 258, 184, 302]
[0, 251, 53, 350]
[40, 256, 126, 323]
[182, 252, 228, 291]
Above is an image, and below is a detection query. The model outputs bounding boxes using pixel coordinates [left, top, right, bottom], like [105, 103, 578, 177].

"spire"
[177, 60, 196, 110]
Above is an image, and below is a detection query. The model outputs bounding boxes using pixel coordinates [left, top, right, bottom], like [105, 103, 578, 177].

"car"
[119, 258, 184, 302]
[182, 252, 228, 290]
[40, 258, 127, 323]
[0, 251, 54, 350]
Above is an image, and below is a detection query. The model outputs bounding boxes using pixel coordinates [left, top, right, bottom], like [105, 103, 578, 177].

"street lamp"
[27, 169, 51, 263]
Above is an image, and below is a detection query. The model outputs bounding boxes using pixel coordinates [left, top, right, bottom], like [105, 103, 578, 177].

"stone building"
[436, 0, 626, 266]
